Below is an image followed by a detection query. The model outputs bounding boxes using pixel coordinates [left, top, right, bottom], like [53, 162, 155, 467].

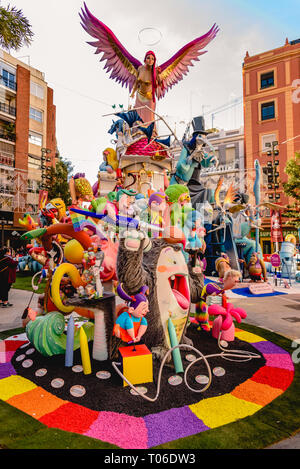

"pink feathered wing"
[79, 3, 142, 92]
[156, 24, 220, 100]
[80, 3, 219, 99]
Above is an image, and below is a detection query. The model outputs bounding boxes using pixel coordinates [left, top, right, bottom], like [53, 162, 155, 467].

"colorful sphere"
[64, 240, 84, 264]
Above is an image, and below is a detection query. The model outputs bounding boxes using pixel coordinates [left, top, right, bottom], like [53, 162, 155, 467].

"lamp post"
[265, 141, 280, 252]
[40, 148, 52, 192]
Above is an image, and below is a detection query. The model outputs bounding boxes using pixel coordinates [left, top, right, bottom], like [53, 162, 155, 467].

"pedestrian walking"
[0, 247, 18, 307]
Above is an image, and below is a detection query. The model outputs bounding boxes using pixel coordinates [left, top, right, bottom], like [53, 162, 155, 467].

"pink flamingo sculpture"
[208, 298, 247, 342]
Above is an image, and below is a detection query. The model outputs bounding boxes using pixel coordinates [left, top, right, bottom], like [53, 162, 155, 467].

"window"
[30, 81, 44, 99]
[214, 149, 219, 160]
[262, 240, 272, 255]
[28, 155, 41, 170]
[225, 146, 235, 164]
[262, 134, 277, 152]
[261, 71, 274, 89]
[0, 168, 14, 194]
[29, 107, 43, 123]
[27, 203, 39, 214]
[1, 69, 16, 91]
[261, 101, 275, 121]
[0, 153, 14, 167]
[27, 179, 35, 192]
[27, 179, 39, 194]
[0, 141, 14, 154]
[29, 131, 43, 146]
[262, 167, 270, 186]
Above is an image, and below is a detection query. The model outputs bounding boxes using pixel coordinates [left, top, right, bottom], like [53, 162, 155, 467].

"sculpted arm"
[260, 259, 267, 282]
[188, 262, 204, 303]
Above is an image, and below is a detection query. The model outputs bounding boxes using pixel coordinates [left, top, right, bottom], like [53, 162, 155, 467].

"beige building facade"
[0, 50, 56, 243]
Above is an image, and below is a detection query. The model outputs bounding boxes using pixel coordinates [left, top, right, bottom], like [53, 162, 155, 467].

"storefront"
[251, 229, 299, 255]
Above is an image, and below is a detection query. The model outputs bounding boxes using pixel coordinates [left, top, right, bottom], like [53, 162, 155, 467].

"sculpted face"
[145, 54, 155, 66]
[150, 198, 167, 213]
[250, 253, 258, 264]
[156, 246, 190, 346]
[118, 194, 135, 214]
[178, 193, 191, 207]
[129, 301, 149, 318]
[223, 275, 240, 291]
[195, 135, 205, 148]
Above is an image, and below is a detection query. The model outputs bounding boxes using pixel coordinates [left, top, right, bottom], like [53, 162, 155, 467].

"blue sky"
[4, 0, 300, 182]
[228, 0, 300, 45]
[187, 0, 300, 53]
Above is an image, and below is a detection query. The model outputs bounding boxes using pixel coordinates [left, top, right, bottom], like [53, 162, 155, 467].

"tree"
[47, 156, 74, 207]
[0, 5, 34, 52]
[282, 151, 300, 229]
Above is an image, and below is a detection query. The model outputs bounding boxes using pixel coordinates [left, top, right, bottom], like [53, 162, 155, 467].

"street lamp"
[41, 148, 52, 192]
[41, 147, 51, 160]
[265, 140, 280, 251]
[265, 141, 279, 201]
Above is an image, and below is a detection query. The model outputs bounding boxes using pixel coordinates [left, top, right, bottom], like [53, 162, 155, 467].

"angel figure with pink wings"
[80, 3, 219, 126]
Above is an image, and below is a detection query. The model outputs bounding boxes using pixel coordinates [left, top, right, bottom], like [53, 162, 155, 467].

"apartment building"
[201, 126, 245, 198]
[243, 38, 300, 252]
[0, 49, 56, 244]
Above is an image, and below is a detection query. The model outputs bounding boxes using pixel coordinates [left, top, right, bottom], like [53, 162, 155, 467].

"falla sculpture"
[80, 2, 219, 124]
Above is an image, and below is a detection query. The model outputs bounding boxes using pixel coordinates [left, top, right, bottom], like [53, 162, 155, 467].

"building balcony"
[200, 162, 239, 176]
[0, 75, 17, 92]
[0, 184, 14, 196]
[0, 102, 16, 118]
[0, 130, 16, 142]
[0, 151, 14, 168]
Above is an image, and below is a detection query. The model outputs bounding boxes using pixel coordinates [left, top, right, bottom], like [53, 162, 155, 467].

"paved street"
[3, 283, 299, 339]
[229, 291, 300, 341]
[0, 288, 39, 333]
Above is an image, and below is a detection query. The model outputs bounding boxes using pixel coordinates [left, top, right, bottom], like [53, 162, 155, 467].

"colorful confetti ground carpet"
[0, 324, 296, 449]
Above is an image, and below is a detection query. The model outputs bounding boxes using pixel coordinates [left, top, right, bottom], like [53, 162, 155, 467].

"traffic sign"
[271, 253, 281, 267]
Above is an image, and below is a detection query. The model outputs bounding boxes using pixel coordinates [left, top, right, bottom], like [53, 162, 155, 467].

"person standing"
[0, 247, 18, 307]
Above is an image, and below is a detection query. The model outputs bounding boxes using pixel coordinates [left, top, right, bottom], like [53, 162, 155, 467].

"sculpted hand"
[123, 229, 151, 252]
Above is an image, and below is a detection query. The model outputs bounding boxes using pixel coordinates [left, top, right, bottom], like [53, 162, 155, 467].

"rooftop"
[125, 137, 170, 159]
[243, 37, 300, 67]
